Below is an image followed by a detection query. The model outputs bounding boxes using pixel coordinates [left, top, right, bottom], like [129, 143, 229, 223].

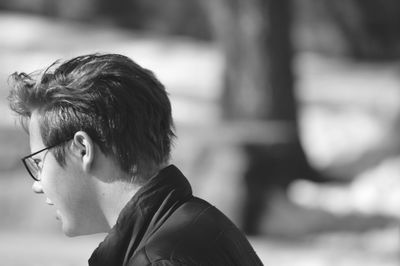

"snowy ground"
[0, 12, 399, 266]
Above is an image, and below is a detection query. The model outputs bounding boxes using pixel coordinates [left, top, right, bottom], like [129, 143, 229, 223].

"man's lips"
[46, 198, 61, 221]
[46, 198, 54, 205]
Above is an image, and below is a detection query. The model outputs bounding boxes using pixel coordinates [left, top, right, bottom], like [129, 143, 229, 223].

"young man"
[8, 53, 263, 265]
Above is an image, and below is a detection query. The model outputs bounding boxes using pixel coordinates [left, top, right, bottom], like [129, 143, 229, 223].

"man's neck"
[98, 179, 142, 230]
[97, 164, 168, 230]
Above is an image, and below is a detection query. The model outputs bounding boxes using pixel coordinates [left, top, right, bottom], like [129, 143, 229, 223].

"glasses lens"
[23, 157, 39, 181]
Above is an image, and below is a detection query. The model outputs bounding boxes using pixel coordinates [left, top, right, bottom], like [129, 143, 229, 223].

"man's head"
[8, 53, 175, 236]
[9, 53, 175, 183]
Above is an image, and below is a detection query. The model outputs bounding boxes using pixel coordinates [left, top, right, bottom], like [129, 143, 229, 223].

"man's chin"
[62, 225, 87, 237]
[61, 222, 77, 237]
[63, 230, 78, 237]
[57, 210, 109, 236]
[62, 222, 108, 237]
[57, 213, 79, 237]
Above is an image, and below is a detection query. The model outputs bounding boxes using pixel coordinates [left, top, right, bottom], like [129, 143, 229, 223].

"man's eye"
[33, 159, 41, 168]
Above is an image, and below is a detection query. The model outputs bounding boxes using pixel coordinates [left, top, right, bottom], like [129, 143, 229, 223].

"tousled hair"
[8, 53, 175, 182]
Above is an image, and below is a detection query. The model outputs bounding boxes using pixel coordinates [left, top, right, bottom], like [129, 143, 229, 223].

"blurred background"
[0, 0, 399, 265]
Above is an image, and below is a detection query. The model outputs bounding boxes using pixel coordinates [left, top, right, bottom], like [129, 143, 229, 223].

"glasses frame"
[21, 139, 72, 181]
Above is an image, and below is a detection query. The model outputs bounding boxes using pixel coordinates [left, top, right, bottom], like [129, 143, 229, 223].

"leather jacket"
[89, 165, 263, 266]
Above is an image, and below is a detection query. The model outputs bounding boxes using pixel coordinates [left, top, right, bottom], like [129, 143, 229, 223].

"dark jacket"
[89, 165, 263, 266]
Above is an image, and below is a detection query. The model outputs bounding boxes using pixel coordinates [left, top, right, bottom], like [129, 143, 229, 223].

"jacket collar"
[89, 165, 193, 266]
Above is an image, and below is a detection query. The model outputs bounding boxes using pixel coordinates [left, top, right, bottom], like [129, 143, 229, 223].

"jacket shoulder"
[130, 197, 262, 265]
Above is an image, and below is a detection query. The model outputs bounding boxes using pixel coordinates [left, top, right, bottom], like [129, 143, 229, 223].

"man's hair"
[8, 53, 175, 182]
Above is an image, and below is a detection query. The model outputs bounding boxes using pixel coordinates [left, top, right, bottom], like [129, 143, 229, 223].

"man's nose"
[32, 181, 43, 193]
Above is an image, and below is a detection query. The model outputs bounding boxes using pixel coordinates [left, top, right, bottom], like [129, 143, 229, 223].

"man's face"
[28, 111, 105, 236]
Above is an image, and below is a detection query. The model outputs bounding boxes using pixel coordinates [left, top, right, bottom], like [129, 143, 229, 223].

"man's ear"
[71, 131, 94, 172]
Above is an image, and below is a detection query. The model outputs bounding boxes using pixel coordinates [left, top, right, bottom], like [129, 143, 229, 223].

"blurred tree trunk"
[205, 0, 296, 121]
[203, 0, 331, 234]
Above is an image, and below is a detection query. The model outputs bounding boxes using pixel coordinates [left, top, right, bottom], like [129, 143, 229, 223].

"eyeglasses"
[21, 139, 72, 181]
